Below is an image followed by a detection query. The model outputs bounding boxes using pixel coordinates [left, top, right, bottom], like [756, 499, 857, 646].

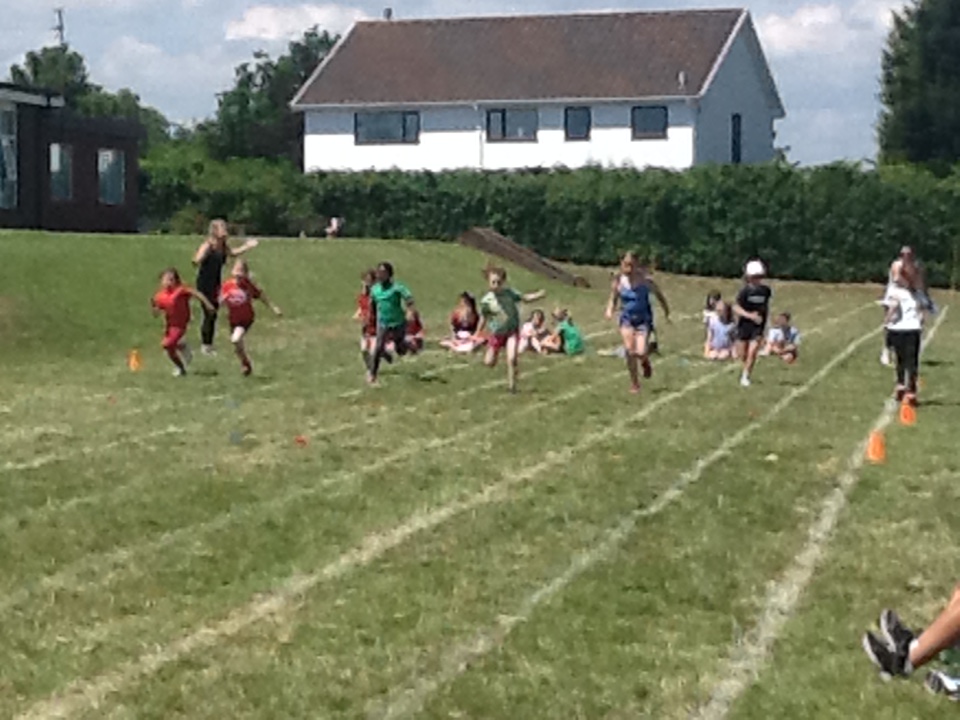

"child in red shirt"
[151, 268, 215, 377]
[354, 269, 379, 365]
[405, 310, 425, 353]
[219, 260, 282, 375]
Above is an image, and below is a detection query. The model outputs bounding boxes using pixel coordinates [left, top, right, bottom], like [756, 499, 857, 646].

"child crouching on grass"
[151, 268, 215, 377]
[541, 308, 585, 356]
[474, 266, 545, 393]
[762, 312, 800, 364]
[219, 260, 282, 376]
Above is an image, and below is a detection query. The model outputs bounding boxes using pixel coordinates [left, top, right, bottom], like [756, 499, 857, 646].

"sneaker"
[642, 359, 653, 379]
[862, 631, 912, 678]
[180, 344, 193, 367]
[894, 386, 906, 403]
[242, 363, 252, 377]
[740, 374, 751, 388]
[881, 348, 892, 367]
[925, 671, 960, 701]
[172, 367, 187, 378]
[201, 344, 217, 357]
[880, 609, 917, 653]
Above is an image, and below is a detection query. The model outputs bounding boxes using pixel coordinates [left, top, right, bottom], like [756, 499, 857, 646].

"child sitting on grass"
[440, 292, 483, 353]
[704, 300, 736, 361]
[541, 308, 585, 356]
[474, 266, 545, 393]
[761, 312, 801, 363]
[518, 309, 550, 354]
[151, 268, 216, 377]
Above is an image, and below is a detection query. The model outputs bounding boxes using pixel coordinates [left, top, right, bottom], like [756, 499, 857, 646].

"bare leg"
[484, 343, 499, 368]
[620, 326, 640, 389]
[505, 335, 519, 392]
[911, 585, 960, 668]
[635, 330, 651, 378]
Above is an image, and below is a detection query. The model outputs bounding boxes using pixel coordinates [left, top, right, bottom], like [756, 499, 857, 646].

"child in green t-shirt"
[542, 308, 585, 356]
[474, 266, 545, 393]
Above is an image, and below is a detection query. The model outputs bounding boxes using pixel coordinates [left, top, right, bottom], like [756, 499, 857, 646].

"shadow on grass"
[922, 360, 952, 368]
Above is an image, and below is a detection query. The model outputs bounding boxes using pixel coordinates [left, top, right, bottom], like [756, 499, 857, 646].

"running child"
[474, 266, 545, 393]
[605, 252, 672, 394]
[354, 269, 379, 365]
[762, 312, 800, 363]
[366, 262, 417, 385]
[704, 300, 736, 361]
[151, 268, 215, 377]
[882, 271, 925, 405]
[733, 259, 772, 388]
[219, 260, 282, 376]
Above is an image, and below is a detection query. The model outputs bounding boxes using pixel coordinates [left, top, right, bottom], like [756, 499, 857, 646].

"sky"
[0, 0, 909, 165]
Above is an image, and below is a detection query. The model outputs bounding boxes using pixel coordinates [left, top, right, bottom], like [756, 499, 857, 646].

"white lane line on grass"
[368, 323, 884, 720]
[15, 342, 733, 720]
[693, 308, 949, 720]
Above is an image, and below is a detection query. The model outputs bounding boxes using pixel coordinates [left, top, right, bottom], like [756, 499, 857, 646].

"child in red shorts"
[219, 260, 282, 375]
[405, 309, 425, 353]
[152, 268, 215, 377]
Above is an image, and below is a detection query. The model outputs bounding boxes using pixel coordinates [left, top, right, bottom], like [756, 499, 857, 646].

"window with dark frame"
[50, 143, 73, 201]
[97, 148, 125, 206]
[486, 108, 538, 142]
[0, 107, 18, 210]
[731, 113, 743, 164]
[354, 111, 420, 145]
[631, 106, 669, 140]
[564, 107, 591, 141]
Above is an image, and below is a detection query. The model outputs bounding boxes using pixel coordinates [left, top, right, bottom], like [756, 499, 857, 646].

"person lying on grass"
[151, 267, 216, 377]
[761, 312, 800, 364]
[219, 260, 282, 376]
[541, 308, 585, 356]
[863, 586, 960, 701]
[473, 266, 545, 393]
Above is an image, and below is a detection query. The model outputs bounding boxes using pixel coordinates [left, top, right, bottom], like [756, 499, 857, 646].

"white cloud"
[224, 3, 368, 41]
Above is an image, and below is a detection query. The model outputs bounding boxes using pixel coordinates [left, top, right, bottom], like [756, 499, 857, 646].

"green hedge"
[141, 151, 960, 287]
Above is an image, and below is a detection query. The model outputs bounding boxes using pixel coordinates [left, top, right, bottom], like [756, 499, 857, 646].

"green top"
[371, 281, 413, 328]
[558, 319, 585, 355]
[480, 288, 523, 335]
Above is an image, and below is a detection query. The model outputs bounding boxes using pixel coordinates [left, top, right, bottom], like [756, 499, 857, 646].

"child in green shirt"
[366, 261, 417, 385]
[542, 308, 585, 355]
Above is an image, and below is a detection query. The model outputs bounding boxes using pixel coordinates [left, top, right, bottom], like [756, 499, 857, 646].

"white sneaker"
[173, 367, 187, 377]
[880, 348, 891, 367]
[201, 345, 217, 357]
[740, 374, 751, 388]
[180, 344, 193, 366]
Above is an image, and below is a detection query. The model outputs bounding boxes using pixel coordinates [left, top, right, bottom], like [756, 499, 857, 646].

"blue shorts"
[620, 314, 652, 332]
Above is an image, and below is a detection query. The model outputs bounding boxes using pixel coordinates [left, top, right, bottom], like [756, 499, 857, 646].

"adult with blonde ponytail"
[192, 219, 259, 355]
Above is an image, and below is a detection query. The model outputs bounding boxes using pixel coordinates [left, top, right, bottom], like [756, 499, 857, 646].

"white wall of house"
[303, 102, 696, 173]
[694, 24, 779, 165]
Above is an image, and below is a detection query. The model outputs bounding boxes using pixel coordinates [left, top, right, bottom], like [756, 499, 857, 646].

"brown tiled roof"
[293, 9, 747, 107]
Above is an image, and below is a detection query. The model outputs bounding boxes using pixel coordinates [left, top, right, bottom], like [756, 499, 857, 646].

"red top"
[450, 310, 478, 334]
[407, 313, 424, 336]
[220, 277, 262, 327]
[153, 286, 192, 328]
[358, 293, 377, 336]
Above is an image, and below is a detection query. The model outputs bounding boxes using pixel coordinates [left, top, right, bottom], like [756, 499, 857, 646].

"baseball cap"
[745, 260, 767, 278]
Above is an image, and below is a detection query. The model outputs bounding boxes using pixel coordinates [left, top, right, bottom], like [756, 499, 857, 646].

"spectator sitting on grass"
[440, 292, 484, 353]
[761, 312, 800, 363]
[704, 300, 736, 361]
[325, 216, 345, 238]
[541, 308, 585, 356]
[518, 309, 550, 354]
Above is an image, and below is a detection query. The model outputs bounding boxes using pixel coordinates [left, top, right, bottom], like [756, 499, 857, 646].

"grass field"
[0, 230, 957, 719]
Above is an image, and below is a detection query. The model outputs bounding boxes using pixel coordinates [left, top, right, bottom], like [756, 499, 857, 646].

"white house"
[291, 8, 785, 173]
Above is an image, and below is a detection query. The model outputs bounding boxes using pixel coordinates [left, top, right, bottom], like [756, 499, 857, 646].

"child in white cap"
[733, 259, 772, 387]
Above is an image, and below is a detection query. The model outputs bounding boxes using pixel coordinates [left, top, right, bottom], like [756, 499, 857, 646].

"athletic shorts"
[162, 325, 186, 349]
[620, 314, 652, 333]
[737, 321, 765, 342]
[488, 331, 518, 354]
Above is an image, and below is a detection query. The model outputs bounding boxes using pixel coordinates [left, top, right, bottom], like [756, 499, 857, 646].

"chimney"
[678, 70, 688, 92]
[383, 7, 393, 20]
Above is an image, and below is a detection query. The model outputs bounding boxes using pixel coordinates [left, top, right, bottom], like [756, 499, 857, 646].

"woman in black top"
[733, 259, 772, 388]
[192, 219, 259, 354]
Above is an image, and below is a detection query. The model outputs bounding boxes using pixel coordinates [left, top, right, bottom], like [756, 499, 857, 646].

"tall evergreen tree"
[879, 0, 960, 167]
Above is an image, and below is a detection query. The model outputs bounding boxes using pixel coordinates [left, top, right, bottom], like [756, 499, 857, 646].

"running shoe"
[172, 367, 187, 378]
[180, 343, 193, 367]
[925, 671, 960, 701]
[862, 631, 912, 678]
[880, 609, 917, 653]
[642, 359, 653, 379]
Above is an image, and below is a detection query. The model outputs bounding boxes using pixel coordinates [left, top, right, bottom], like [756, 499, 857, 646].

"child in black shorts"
[733, 259, 772, 388]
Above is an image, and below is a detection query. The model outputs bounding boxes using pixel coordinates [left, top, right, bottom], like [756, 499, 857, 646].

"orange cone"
[866, 431, 886, 464]
[127, 349, 142, 372]
[899, 402, 917, 427]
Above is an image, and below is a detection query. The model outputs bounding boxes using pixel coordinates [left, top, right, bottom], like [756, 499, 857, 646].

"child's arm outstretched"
[522, 290, 545, 303]
[229, 238, 259, 256]
[257, 290, 283, 317]
[187, 287, 217, 314]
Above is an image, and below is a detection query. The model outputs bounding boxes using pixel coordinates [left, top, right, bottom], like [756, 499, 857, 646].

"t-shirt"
[884, 286, 923, 331]
[196, 244, 227, 296]
[766, 326, 800, 347]
[371, 281, 413, 329]
[358, 293, 377, 336]
[480, 288, 523, 335]
[736, 284, 773, 327]
[708, 316, 734, 349]
[153, 286, 192, 328]
[220, 277, 262, 327]
[557, 319, 585, 355]
[450, 310, 477, 335]
[406, 313, 424, 337]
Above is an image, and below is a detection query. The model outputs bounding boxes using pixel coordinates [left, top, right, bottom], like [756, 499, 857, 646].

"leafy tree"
[203, 27, 339, 163]
[9, 45, 93, 106]
[80, 88, 170, 154]
[879, 0, 960, 168]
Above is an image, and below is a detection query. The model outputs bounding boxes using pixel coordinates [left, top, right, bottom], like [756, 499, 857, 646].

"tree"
[9, 45, 93, 106]
[203, 27, 339, 163]
[879, 0, 960, 168]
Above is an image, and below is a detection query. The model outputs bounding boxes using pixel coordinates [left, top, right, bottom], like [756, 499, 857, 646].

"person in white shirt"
[883, 274, 926, 405]
[762, 312, 801, 364]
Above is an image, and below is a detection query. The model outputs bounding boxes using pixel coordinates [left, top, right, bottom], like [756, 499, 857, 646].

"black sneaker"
[880, 609, 917, 653]
[863, 631, 912, 678]
[926, 671, 960, 701]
